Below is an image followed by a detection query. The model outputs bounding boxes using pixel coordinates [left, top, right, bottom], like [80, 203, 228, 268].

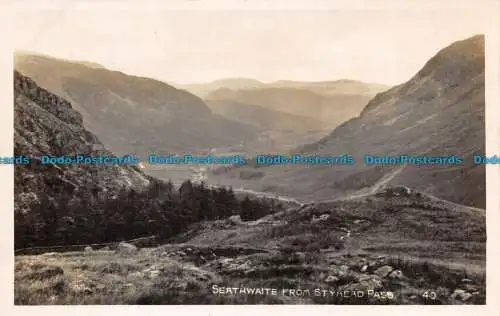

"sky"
[13, 4, 491, 85]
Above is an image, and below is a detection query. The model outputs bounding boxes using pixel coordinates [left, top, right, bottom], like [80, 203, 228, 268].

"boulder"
[343, 276, 383, 291]
[148, 270, 162, 279]
[84, 246, 93, 252]
[451, 289, 472, 302]
[329, 265, 349, 277]
[325, 275, 339, 284]
[374, 265, 394, 278]
[116, 242, 138, 254]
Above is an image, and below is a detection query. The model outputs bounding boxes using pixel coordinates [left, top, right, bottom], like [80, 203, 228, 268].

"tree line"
[14, 178, 283, 250]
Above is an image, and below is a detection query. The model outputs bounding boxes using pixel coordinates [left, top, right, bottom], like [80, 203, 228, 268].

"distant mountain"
[177, 78, 265, 98]
[14, 53, 258, 158]
[205, 99, 332, 152]
[179, 77, 388, 98]
[268, 79, 390, 96]
[214, 35, 485, 208]
[204, 86, 378, 126]
[14, 70, 151, 216]
[206, 99, 329, 131]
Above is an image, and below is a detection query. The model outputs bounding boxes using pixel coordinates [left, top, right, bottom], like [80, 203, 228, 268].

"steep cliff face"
[14, 70, 151, 214]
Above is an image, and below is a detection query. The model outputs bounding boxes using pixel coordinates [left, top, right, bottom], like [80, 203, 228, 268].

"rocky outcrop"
[14, 70, 150, 214]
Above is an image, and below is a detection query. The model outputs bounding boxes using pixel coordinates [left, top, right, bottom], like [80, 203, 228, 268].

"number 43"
[422, 291, 437, 300]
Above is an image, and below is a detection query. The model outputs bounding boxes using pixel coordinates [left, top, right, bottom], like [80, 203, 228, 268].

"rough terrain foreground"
[15, 187, 485, 305]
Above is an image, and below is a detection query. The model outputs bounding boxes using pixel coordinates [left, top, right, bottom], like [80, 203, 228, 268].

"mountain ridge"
[210, 34, 486, 209]
[14, 53, 259, 158]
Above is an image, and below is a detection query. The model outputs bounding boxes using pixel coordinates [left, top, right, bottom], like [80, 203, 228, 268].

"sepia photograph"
[8, 0, 499, 308]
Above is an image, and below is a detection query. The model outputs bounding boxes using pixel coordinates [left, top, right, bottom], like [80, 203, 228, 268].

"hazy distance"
[13, 7, 489, 85]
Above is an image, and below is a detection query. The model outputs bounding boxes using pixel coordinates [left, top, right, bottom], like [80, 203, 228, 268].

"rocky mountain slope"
[14, 53, 258, 157]
[14, 70, 152, 215]
[211, 35, 486, 209]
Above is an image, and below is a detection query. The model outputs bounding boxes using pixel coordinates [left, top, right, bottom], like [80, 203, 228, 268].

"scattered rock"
[358, 274, 381, 282]
[70, 276, 95, 294]
[463, 284, 477, 292]
[84, 246, 93, 252]
[374, 265, 394, 278]
[96, 284, 106, 290]
[343, 276, 383, 291]
[319, 214, 330, 221]
[101, 246, 110, 251]
[325, 275, 339, 284]
[330, 265, 349, 277]
[388, 269, 405, 280]
[130, 272, 145, 278]
[361, 265, 368, 272]
[116, 242, 138, 254]
[378, 186, 412, 198]
[461, 278, 473, 284]
[451, 289, 472, 302]
[148, 270, 161, 279]
[229, 215, 243, 225]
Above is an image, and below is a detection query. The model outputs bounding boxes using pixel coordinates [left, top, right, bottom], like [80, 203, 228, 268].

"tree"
[240, 196, 253, 221]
